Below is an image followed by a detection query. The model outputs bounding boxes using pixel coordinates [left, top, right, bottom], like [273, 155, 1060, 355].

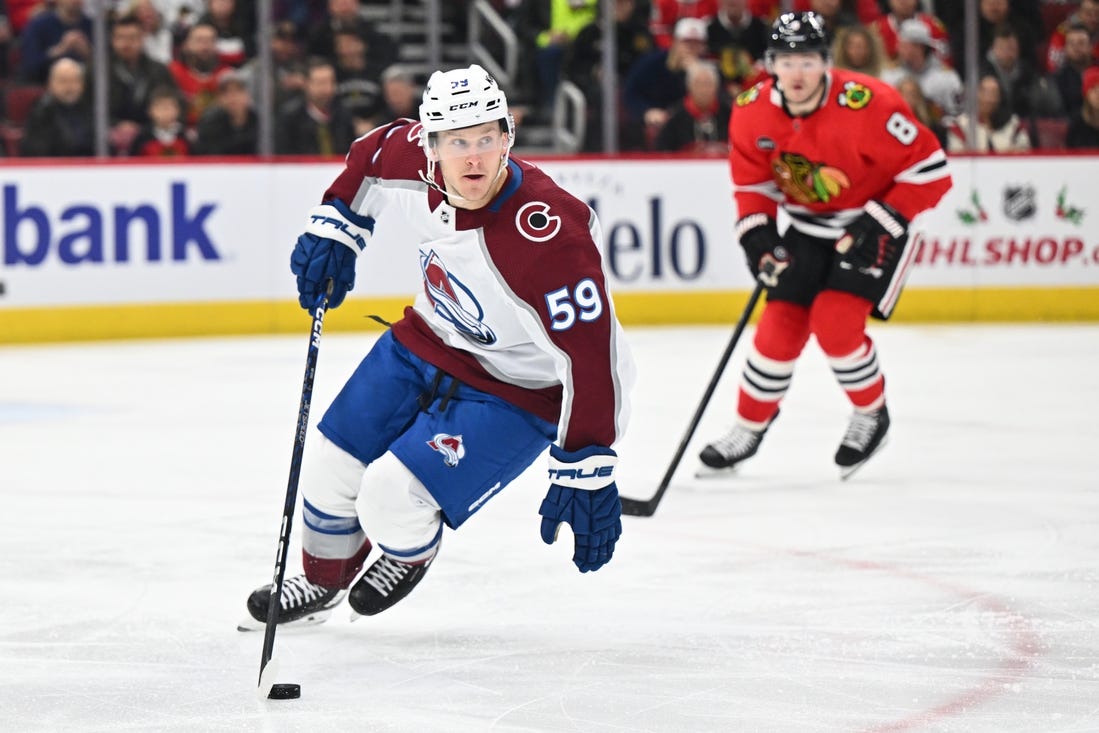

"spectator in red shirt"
[130, 85, 192, 156]
[873, 0, 950, 67]
[169, 21, 230, 128]
[197, 0, 254, 68]
[1047, 0, 1099, 72]
[1067, 66, 1099, 147]
[651, 0, 718, 49]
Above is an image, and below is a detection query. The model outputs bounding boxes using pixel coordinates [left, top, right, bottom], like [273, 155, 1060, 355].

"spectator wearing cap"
[873, 0, 949, 67]
[650, 0, 718, 50]
[706, 0, 768, 94]
[624, 16, 711, 140]
[1066, 66, 1099, 148]
[881, 18, 962, 121]
[193, 70, 257, 155]
[331, 28, 383, 116]
[1052, 23, 1097, 120]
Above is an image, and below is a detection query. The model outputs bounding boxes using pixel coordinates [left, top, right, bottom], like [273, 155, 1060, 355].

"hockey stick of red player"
[620, 275, 768, 517]
[257, 283, 332, 698]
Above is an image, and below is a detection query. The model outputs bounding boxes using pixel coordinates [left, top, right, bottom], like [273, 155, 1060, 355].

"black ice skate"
[698, 412, 778, 473]
[348, 554, 434, 618]
[835, 405, 890, 480]
[238, 574, 346, 631]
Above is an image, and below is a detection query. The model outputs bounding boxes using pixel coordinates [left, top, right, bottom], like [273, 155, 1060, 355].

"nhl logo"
[1003, 185, 1036, 221]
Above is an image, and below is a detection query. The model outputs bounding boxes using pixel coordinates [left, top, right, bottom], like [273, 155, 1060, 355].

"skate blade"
[694, 463, 741, 479]
[236, 609, 334, 632]
[838, 437, 889, 481]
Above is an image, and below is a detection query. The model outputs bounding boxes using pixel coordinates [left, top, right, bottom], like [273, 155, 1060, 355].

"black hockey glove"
[836, 200, 909, 270]
[737, 214, 790, 287]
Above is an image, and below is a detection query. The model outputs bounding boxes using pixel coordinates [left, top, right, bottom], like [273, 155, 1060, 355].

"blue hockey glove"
[291, 233, 357, 309]
[539, 445, 622, 573]
[836, 200, 908, 270]
[737, 213, 790, 287]
[289, 200, 374, 309]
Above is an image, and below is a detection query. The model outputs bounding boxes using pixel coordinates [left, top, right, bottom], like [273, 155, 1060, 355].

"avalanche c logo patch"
[428, 433, 465, 467]
[515, 201, 562, 242]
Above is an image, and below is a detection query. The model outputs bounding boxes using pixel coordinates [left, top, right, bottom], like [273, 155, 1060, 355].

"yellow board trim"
[2, 288, 1098, 344]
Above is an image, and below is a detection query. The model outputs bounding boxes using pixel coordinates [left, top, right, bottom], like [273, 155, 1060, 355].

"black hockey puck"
[268, 683, 301, 700]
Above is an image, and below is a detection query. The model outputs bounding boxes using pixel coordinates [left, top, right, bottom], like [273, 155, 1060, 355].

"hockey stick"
[620, 276, 767, 517]
[257, 285, 331, 696]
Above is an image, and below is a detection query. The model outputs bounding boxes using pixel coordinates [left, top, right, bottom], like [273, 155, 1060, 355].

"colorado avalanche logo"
[515, 201, 562, 242]
[421, 249, 496, 345]
[427, 433, 465, 467]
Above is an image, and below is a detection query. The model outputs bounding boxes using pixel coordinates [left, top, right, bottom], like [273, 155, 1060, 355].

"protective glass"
[432, 130, 506, 160]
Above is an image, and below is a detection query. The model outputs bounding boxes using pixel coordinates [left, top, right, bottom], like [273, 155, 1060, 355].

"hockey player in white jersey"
[245, 65, 635, 626]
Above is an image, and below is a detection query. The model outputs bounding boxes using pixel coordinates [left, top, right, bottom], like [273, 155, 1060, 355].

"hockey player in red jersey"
[699, 11, 951, 478]
[244, 65, 634, 628]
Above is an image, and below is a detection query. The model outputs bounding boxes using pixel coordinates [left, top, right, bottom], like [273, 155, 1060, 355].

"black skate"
[698, 412, 778, 473]
[348, 554, 434, 618]
[238, 574, 346, 631]
[835, 405, 890, 480]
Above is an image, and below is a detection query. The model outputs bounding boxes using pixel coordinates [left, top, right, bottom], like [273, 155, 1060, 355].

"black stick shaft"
[258, 292, 329, 685]
[620, 279, 766, 517]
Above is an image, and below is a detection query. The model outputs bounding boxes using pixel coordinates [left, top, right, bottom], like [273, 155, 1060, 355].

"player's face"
[772, 52, 827, 107]
[435, 122, 509, 210]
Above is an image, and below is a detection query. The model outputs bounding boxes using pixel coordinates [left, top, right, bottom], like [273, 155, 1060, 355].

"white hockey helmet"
[418, 64, 515, 151]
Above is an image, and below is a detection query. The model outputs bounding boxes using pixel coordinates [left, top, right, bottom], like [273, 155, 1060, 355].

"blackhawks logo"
[771, 152, 851, 204]
[736, 84, 762, 106]
[838, 81, 872, 110]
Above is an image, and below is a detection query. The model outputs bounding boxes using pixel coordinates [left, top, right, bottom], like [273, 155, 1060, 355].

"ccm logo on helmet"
[450, 101, 480, 111]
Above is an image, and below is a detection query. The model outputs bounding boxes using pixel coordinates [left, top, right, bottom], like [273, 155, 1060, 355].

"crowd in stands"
[1, 0, 1098, 158]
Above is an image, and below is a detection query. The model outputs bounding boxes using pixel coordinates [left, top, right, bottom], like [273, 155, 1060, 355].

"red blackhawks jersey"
[729, 68, 951, 239]
[321, 120, 634, 451]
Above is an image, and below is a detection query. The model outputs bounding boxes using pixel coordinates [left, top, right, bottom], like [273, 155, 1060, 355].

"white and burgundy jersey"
[321, 119, 634, 452]
[729, 68, 952, 239]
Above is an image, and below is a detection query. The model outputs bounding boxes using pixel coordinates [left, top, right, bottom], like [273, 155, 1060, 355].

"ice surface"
[1, 324, 1097, 732]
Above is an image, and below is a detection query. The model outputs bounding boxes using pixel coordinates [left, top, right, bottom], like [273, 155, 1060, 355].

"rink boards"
[1, 154, 1097, 343]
